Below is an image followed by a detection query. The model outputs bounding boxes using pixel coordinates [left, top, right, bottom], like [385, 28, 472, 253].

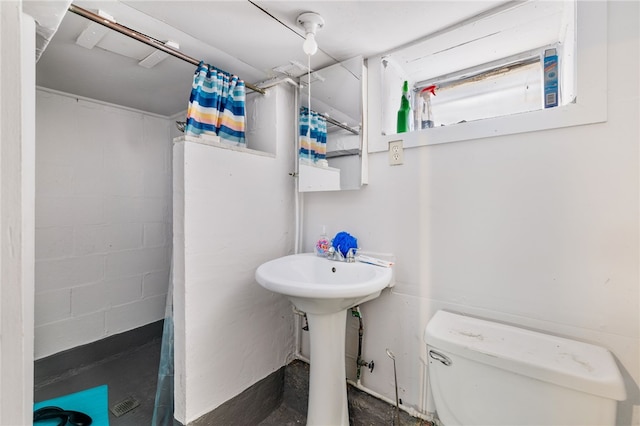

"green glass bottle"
[396, 80, 411, 133]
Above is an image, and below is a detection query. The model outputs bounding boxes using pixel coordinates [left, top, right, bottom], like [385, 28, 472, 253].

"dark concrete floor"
[34, 338, 162, 425]
[261, 359, 431, 426]
[35, 330, 430, 426]
[258, 404, 306, 425]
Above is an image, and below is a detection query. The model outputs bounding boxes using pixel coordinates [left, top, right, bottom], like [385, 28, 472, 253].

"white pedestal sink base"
[306, 310, 349, 426]
[255, 254, 393, 425]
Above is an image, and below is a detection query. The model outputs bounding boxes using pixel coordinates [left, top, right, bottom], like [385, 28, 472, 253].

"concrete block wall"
[35, 89, 172, 359]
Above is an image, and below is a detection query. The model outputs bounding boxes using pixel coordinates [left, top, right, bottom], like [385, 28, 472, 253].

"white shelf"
[299, 162, 341, 192]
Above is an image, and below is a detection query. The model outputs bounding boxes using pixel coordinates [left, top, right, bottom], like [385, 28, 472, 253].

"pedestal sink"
[255, 253, 393, 426]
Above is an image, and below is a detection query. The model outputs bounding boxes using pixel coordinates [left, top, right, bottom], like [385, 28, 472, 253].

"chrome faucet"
[346, 248, 356, 263]
[327, 246, 357, 263]
[326, 246, 343, 261]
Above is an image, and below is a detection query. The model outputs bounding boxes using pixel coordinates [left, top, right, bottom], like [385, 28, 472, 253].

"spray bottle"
[396, 81, 411, 133]
[414, 85, 437, 129]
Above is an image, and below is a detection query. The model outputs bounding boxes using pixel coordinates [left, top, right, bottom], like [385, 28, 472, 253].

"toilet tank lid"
[424, 311, 627, 401]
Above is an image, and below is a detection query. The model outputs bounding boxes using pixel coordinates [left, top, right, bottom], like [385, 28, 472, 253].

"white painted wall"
[34, 89, 173, 358]
[0, 3, 36, 424]
[173, 85, 296, 424]
[303, 1, 640, 425]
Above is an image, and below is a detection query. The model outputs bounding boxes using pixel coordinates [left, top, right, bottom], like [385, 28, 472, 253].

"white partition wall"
[0, 5, 35, 424]
[173, 85, 297, 424]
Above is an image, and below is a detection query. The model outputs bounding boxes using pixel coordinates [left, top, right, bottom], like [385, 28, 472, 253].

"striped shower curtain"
[299, 107, 327, 163]
[185, 61, 246, 144]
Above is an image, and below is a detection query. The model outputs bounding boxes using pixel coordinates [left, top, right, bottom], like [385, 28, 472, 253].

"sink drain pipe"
[351, 306, 374, 382]
[293, 303, 432, 422]
[349, 308, 431, 422]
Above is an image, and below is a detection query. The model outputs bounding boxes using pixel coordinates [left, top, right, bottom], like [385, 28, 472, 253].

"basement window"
[380, 0, 575, 135]
[367, 0, 607, 152]
[410, 50, 555, 129]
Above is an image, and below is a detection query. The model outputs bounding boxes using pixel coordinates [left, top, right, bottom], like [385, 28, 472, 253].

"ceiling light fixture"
[297, 12, 324, 56]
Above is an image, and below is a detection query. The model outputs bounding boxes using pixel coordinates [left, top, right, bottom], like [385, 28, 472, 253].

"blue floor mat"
[34, 384, 109, 426]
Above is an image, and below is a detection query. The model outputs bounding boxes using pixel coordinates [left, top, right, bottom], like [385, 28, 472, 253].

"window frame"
[367, 1, 607, 153]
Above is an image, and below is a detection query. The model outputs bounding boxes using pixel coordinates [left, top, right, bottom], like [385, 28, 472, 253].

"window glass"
[425, 60, 542, 127]
[368, 0, 605, 153]
[379, 0, 576, 136]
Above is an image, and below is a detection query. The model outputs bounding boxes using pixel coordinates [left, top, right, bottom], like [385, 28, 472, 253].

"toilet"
[424, 310, 627, 425]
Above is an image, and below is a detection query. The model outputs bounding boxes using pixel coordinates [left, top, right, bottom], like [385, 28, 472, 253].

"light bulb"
[302, 32, 317, 56]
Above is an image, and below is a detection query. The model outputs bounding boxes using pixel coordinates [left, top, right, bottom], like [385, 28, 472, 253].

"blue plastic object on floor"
[34, 385, 109, 426]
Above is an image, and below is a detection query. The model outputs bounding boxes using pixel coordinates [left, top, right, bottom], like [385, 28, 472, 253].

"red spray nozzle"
[421, 85, 437, 96]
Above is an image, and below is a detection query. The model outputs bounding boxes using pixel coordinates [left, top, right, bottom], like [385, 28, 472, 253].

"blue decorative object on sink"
[332, 231, 358, 257]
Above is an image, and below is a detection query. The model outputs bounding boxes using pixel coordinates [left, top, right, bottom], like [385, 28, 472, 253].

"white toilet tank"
[424, 310, 626, 426]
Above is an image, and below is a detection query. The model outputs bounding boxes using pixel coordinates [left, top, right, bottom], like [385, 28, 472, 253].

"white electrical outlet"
[389, 140, 403, 165]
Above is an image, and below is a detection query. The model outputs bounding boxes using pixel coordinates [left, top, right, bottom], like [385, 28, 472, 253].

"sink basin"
[255, 253, 393, 314]
[256, 253, 393, 425]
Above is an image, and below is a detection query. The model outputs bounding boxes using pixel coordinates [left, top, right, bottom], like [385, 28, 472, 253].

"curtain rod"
[67, 4, 266, 95]
[322, 114, 359, 135]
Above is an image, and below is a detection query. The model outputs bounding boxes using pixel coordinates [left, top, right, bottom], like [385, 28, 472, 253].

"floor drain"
[110, 396, 140, 417]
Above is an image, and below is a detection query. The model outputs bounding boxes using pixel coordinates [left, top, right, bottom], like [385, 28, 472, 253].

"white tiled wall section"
[34, 89, 172, 358]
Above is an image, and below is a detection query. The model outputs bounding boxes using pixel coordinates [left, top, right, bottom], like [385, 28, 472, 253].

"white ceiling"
[34, 0, 512, 117]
